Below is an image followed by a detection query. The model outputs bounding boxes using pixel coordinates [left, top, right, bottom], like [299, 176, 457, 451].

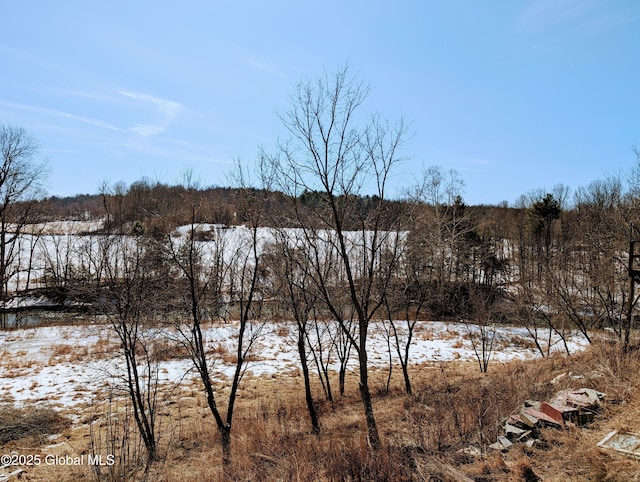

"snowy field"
[0, 320, 588, 413]
[0, 221, 590, 415]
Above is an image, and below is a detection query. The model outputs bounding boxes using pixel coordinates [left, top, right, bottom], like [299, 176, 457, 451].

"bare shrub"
[324, 442, 416, 481]
[89, 396, 148, 482]
[0, 405, 70, 445]
[146, 337, 190, 363]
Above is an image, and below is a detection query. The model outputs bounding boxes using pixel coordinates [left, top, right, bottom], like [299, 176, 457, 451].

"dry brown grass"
[5, 337, 640, 481]
[147, 337, 191, 362]
[91, 336, 119, 356]
[0, 350, 40, 377]
[48, 343, 90, 363]
[0, 405, 71, 445]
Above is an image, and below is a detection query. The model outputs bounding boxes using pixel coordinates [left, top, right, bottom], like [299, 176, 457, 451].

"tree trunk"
[221, 424, 232, 466]
[401, 361, 412, 395]
[358, 354, 381, 450]
[298, 330, 320, 434]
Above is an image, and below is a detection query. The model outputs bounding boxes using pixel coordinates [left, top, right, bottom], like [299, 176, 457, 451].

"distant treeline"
[34, 179, 411, 233]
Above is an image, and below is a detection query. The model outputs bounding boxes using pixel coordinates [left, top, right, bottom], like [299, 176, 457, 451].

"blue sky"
[1, 1, 639, 205]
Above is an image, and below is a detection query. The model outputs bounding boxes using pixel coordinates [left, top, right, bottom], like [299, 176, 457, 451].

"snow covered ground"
[0, 320, 588, 412]
[0, 221, 591, 413]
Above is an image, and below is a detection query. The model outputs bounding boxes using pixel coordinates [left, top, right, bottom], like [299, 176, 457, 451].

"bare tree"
[414, 166, 467, 285]
[99, 232, 167, 468]
[382, 287, 421, 395]
[40, 231, 77, 293]
[264, 65, 407, 450]
[307, 312, 336, 402]
[381, 210, 434, 395]
[463, 293, 498, 373]
[0, 125, 47, 323]
[514, 292, 556, 357]
[552, 177, 628, 344]
[332, 313, 355, 397]
[99, 180, 129, 234]
[12, 223, 45, 297]
[264, 233, 321, 434]
[405, 166, 480, 318]
[168, 173, 266, 466]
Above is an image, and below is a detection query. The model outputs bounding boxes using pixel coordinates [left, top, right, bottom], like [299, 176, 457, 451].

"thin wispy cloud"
[233, 45, 289, 80]
[105, 134, 232, 165]
[0, 43, 65, 74]
[1, 2, 635, 205]
[57, 111, 122, 131]
[118, 90, 182, 139]
[464, 158, 492, 167]
[516, 0, 639, 34]
[515, 0, 640, 56]
[453, 158, 496, 174]
[42, 149, 85, 154]
[246, 58, 289, 80]
[119, 91, 181, 118]
[515, 0, 597, 32]
[131, 124, 166, 137]
[0, 100, 121, 131]
[67, 89, 120, 103]
[189, 157, 235, 164]
[2, 88, 190, 160]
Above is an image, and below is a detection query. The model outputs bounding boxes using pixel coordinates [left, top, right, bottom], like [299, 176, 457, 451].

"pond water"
[0, 311, 52, 328]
